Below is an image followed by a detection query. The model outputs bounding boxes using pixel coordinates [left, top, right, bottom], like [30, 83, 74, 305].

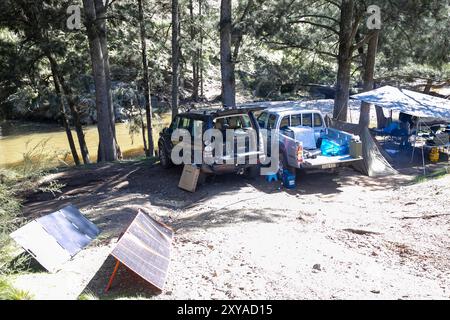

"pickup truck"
[257, 106, 362, 173]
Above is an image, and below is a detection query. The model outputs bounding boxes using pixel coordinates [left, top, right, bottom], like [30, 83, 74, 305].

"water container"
[282, 170, 296, 189]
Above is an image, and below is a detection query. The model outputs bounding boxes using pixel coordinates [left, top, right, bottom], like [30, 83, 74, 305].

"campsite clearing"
[10, 160, 450, 300]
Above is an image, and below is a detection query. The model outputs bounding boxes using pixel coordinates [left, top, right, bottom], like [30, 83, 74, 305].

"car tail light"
[297, 143, 304, 164]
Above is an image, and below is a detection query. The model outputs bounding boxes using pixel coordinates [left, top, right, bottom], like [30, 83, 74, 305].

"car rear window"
[302, 114, 313, 127]
[291, 115, 301, 127]
[214, 114, 252, 130]
[314, 114, 323, 127]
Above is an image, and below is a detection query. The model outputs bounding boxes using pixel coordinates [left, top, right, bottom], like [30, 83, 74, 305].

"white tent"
[351, 85, 450, 120]
[351, 86, 450, 175]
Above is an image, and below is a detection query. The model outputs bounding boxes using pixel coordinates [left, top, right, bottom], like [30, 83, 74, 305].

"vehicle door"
[266, 114, 278, 156]
[191, 119, 204, 164]
[257, 112, 269, 154]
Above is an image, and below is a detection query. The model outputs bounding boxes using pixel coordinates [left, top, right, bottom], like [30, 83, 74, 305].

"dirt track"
[11, 160, 450, 300]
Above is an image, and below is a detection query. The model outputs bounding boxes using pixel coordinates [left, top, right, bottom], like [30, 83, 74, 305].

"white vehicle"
[257, 106, 362, 172]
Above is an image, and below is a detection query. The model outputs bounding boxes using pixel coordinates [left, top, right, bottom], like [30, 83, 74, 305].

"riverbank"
[0, 116, 171, 168]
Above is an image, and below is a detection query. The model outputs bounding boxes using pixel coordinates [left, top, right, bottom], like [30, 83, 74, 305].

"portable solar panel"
[108, 211, 173, 291]
[10, 205, 100, 273]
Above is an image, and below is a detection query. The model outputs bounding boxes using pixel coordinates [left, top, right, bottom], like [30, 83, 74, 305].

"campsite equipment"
[321, 138, 349, 157]
[10, 205, 100, 273]
[266, 172, 278, 182]
[351, 85, 450, 175]
[383, 122, 400, 134]
[304, 149, 322, 159]
[429, 147, 439, 162]
[281, 170, 296, 189]
[178, 165, 201, 192]
[288, 126, 316, 150]
[105, 211, 173, 292]
[350, 139, 363, 159]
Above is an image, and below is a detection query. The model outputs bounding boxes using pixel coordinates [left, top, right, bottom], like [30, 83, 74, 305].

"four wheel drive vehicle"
[257, 106, 362, 172]
[158, 106, 266, 177]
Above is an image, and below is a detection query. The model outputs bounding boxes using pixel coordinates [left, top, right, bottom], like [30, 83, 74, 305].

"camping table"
[411, 137, 450, 175]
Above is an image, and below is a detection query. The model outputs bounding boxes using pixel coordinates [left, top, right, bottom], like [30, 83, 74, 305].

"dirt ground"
[10, 156, 450, 300]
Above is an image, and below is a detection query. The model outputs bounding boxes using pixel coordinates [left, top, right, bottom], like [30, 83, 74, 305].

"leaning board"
[10, 205, 100, 273]
[111, 212, 174, 290]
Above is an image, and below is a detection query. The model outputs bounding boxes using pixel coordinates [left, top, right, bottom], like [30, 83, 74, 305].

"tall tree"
[198, 0, 204, 98]
[188, 0, 199, 101]
[333, 0, 354, 122]
[138, 0, 154, 157]
[51, 66, 80, 166]
[171, 0, 180, 119]
[47, 54, 91, 164]
[82, 0, 118, 162]
[359, 30, 379, 128]
[220, 0, 236, 107]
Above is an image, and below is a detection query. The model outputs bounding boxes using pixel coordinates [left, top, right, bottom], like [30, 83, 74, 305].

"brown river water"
[0, 119, 170, 168]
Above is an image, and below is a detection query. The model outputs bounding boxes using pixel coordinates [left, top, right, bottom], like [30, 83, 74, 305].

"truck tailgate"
[303, 155, 362, 168]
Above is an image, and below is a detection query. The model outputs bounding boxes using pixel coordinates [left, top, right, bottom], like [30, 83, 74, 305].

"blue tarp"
[351, 86, 450, 120]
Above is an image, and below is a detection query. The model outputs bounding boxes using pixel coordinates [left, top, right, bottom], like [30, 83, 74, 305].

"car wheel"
[159, 143, 173, 169]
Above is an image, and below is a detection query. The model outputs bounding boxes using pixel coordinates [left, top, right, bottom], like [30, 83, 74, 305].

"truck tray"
[303, 155, 362, 168]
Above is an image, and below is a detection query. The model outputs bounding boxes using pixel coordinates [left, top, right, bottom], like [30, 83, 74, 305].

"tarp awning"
[351, 86, 450, 119]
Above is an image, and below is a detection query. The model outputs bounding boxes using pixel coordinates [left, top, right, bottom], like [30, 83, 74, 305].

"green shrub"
[0, 138, 63, 275]
[0, 277, 33, 300]
[0, 180, 22, 275]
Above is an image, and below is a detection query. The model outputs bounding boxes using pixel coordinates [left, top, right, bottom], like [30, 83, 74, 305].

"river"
[0, 118, 170, 168]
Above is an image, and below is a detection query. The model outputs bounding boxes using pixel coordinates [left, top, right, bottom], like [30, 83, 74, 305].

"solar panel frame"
[110, 211, 173, 291]
[10, 205, 100, 273]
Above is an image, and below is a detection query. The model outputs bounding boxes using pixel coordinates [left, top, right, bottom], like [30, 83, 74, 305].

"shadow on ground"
[79, 255, 161, 300]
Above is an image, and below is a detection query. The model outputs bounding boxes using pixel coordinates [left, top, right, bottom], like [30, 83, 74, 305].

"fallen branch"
[401, 214, 450, 220]
[343, 229, 381, 236]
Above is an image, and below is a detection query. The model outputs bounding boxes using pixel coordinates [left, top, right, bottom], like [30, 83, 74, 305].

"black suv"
[158, 106, 266, 177]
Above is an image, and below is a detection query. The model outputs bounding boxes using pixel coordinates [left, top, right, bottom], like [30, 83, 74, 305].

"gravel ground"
[11, 160, 450, 300]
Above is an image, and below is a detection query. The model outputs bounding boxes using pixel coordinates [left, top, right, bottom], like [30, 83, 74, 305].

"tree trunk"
[424, 79, 433, 93]
[138, 0, 154, 157]
[189, 0, 199, 101]
[51, 72, 80, 166]
[83, 0, 117, 162]
[359, 30, 379, 128]
[333, 0, 354, 122]
[220, 0, 236, 107]
[199, 0, 204, 98]
[47, 54, 91, 165]
[171, 0, 180, 119]
[95, 0, 122, 159]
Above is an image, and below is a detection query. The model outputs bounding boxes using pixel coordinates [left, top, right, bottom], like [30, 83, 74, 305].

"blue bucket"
[282, 170, 296, 189]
